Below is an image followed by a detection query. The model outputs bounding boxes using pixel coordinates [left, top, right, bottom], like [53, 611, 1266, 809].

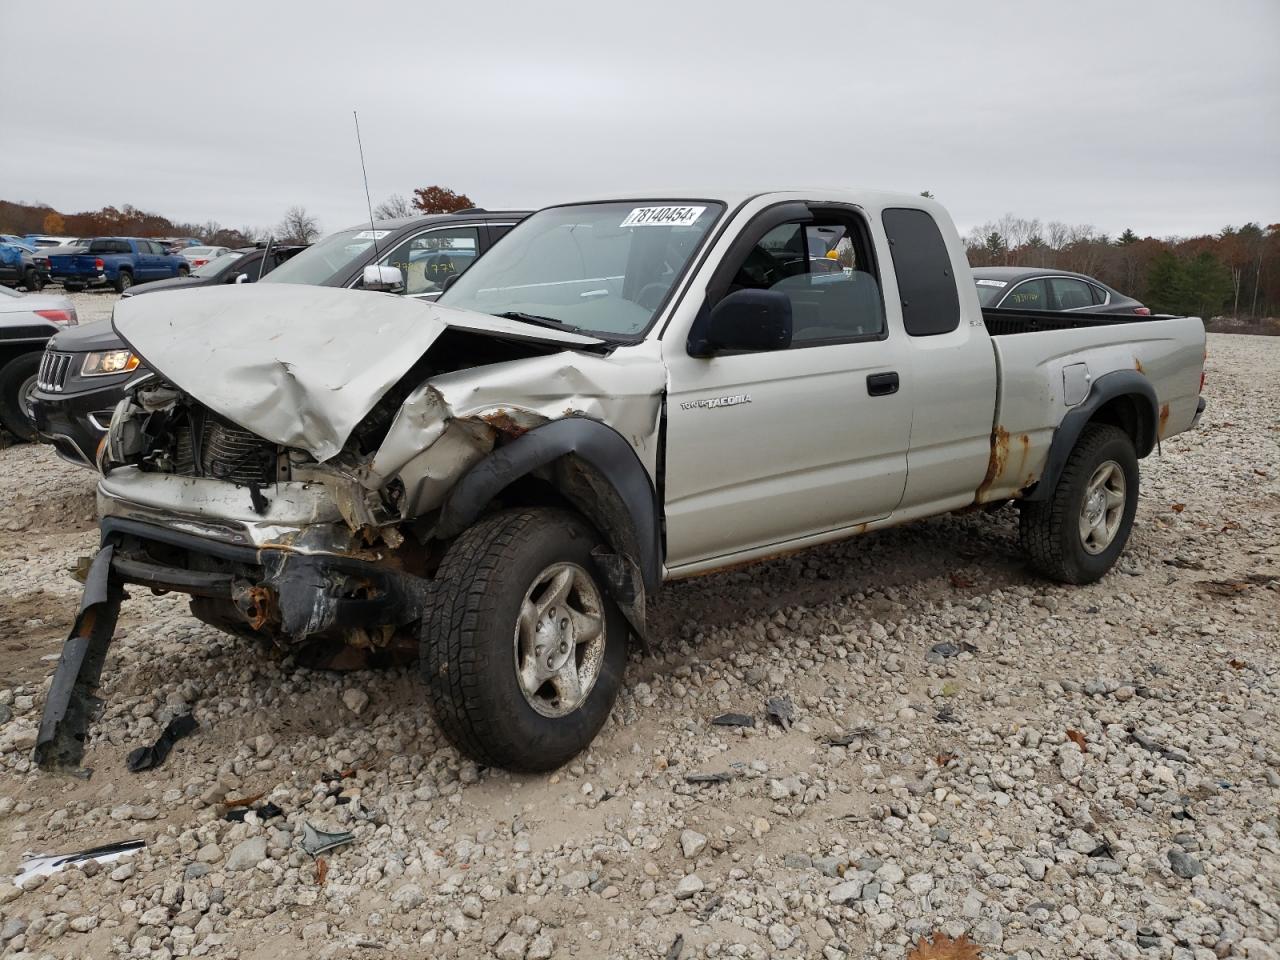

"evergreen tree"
[1145, 251, 1184, 314]
[1117, 228, 1139, 246]
[1182, 252, 1233, 319]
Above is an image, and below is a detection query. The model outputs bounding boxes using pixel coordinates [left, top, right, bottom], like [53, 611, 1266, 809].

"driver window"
[724, 216, 885, 347]
[380, 226, 480, 296]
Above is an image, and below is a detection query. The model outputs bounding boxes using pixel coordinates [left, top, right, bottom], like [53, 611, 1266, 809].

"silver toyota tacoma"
[35, 190, 1207, 774]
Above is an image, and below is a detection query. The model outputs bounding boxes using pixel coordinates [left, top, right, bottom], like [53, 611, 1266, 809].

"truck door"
[662, 203, 912, 569]
[136, 240, 161, 279]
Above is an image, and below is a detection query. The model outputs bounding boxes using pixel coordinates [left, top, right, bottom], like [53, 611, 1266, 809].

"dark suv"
[30, 210, 528, 466]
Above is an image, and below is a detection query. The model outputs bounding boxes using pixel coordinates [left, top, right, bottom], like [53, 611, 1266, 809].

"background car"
[0, 240, 45, 292]
[31, 208, 526, 466]
[0, 235, 38, 253]
[972, 267, 1151, 315]
[0, 286, 76, 439]
[178, 245, 231, 268]
[23, 235, 76, 249]
[122, 242, 307, 298]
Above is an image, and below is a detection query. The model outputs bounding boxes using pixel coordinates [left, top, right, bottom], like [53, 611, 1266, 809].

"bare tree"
[374, 194, 414, 219]
[277, 206, 321, 244]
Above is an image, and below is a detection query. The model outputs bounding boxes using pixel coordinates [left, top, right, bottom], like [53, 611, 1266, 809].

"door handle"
[866, 371, 900, 397]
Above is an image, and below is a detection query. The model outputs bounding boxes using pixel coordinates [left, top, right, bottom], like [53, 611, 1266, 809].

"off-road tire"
[0, 352, 41, 441]
[1020, 423, 1138, 584]
[421, 508, 627, 772]
[22, 267, 44, 292]
[113, 270, 133, 293]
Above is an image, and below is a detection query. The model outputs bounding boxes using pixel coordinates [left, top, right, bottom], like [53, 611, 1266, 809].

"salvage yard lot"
[0, 318, 1277, 958]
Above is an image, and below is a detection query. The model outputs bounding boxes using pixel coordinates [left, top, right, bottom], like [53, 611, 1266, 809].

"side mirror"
[232, 273, 249, 284]
[690, 289, 792, 356]
[363, 263, 404, 293]
[440, 272, 462, 295]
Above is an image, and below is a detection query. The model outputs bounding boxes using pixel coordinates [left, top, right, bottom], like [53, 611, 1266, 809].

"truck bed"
[982, 306, 1177, 336]
[977, 308, 1206, 504]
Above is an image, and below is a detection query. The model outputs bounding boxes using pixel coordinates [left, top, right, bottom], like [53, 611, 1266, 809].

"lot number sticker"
[620, 206, 706, 228]
[975, 278, 1008, 288]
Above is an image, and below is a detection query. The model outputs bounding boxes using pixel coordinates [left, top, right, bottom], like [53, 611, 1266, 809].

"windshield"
[193, 251, 244, 277]
[440, 201, 724, 336]
[262, 228, 386, 286]
[974, 279, 1008, 307]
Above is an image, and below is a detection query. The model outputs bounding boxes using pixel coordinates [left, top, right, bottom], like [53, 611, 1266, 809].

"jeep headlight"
[82, 350, 141, 377]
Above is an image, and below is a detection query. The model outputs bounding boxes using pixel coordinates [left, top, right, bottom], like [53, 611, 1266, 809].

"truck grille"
[173, 415, 278, 487]
[37, 351, 75, 392]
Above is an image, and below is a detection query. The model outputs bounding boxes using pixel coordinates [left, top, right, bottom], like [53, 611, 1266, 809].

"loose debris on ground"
[0, 325, 1277, 958]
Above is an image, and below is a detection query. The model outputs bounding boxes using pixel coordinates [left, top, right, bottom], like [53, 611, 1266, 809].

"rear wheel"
[22, 267, 44, 292]
[114, 271, 133, 293]
[0, 352, 41, 441]
[421, 508, 627, 771]
[177, 264, 190, 278]
[1020, 424, 1138, 584]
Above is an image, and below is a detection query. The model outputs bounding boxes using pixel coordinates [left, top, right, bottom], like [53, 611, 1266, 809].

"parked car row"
[1, 234, 241, 295]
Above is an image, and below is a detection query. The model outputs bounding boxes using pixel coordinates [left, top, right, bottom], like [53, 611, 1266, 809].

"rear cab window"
[880, 208, 960, 335]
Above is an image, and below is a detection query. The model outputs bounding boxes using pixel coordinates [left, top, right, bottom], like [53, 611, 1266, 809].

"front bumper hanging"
[33, 546, 125, 777]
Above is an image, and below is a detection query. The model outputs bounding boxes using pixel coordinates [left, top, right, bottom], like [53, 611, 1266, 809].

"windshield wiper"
[495, 311, 583, 334]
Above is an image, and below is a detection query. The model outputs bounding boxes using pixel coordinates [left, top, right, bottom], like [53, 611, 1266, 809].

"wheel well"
[1087, 393, 1155, 457]
[477, 454, 646, 577]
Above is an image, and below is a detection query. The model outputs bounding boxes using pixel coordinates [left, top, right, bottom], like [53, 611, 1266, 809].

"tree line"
[964, 213, 1278, 319]
[0, 186, 477, 250]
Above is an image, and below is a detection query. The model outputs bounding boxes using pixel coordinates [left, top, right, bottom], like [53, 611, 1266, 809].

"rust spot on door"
[1158, 402, 1171, 439]
[1134, 358, 1145, 374]
[975, 426, 1010, 503]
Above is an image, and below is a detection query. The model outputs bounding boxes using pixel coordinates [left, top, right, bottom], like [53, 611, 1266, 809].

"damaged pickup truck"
[35, 191, 1207, 774]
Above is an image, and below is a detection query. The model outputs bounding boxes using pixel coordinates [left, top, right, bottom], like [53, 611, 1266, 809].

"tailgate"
[49, 254, 99, 275]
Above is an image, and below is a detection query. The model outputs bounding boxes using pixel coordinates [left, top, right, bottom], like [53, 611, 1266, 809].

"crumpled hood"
[112, 284, 603, 462]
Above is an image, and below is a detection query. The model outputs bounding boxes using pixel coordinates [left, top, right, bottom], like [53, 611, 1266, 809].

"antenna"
[256, 233, 271, 281]
[353, 110, 381, 261]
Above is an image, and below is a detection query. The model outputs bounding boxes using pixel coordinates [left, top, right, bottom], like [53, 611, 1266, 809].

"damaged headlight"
[82, 349, 141, 377]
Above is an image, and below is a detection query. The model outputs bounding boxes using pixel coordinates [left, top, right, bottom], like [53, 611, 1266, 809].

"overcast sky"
[7, 0, 1278, 239]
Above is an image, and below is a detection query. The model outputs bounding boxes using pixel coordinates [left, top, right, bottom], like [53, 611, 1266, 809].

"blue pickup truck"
[48, 237, 189, 293]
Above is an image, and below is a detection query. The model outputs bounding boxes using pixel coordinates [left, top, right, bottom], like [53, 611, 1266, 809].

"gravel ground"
[0, 328, 1276, 960]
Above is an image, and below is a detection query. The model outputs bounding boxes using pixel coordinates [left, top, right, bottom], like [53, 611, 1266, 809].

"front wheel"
[421, 508, 627, 772]
[113, 271, 133, 293]
[1019, 424, 1139, 584]
[177, 264, 190, 278]
[0, 352, 41, 441]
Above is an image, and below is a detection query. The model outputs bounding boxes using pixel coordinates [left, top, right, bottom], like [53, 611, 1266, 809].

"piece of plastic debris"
[711, 712, 754, 728]
[301, 822, 355, 857]
[223, 802, 285, 824]
[765, 696, 794, 729]
[684, 771, 734, 784]
[16, 839, 145, 883]
[126, 713, 197, 772]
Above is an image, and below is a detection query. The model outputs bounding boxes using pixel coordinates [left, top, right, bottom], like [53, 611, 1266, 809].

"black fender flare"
[1026, 369, 1158, 501]
[435, 417, 663, 592]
